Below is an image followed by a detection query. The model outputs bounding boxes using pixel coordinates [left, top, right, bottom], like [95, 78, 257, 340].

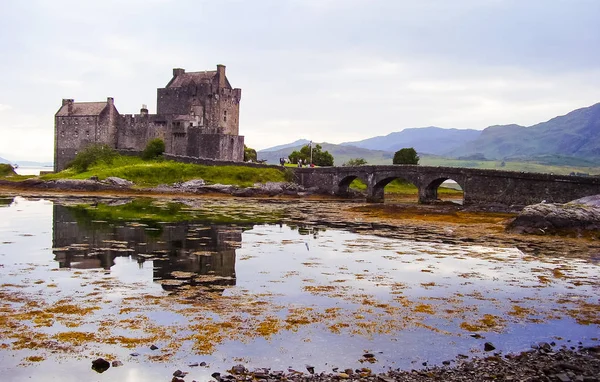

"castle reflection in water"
[52, 205, 244, 291]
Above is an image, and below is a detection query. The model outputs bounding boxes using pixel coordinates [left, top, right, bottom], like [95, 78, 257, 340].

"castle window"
[189, 123, 193, 127]
[223, 116, 227, 122]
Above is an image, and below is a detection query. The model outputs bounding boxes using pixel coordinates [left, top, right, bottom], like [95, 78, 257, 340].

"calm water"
[0, 197, 598, 381]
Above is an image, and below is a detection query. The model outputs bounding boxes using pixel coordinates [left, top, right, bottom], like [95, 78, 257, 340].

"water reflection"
[0, 197, 598, 382]
[0, 196, 14, 207]
[52, 204, 243, 291]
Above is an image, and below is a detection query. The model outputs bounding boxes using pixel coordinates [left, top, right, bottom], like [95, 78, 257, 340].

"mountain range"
[258, 102, 600, 164]
[340, 127, 481, 155]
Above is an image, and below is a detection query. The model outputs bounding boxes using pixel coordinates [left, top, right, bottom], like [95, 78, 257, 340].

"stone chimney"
[173, 68, 185, 77]
[62, 99, 74, 115]
[217, 64, 226, 88]
[140, 104, 148, 115]
[107, 97, 114, 106]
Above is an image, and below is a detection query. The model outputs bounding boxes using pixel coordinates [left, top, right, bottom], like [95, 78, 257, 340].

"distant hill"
[341, 127, 481, 155]
[259, 139, 310, 152]
[446, 103, 600, 161]
[258, 142, 393, 165]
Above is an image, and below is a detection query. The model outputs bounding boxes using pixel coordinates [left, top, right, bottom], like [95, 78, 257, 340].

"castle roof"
[56, 102, 107, 116]
[167, 71, 217, 88]
[166, 70, 232, 89]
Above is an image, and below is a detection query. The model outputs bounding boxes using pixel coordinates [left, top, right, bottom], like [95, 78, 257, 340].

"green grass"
[41, 156, 289, 187]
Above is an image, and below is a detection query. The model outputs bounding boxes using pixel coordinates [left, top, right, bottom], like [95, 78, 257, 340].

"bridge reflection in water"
[52, 205, 243, 292]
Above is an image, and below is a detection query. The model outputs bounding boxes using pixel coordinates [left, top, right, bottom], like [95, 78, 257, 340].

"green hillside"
[446, 103, 600, 161]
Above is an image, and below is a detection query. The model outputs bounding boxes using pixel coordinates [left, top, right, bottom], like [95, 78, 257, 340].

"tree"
[142, 138, 165, 160]
[67, 144, 117, 173]
[343, 158, 367, 166]
[244, 145, 257, 162]
[288, 143, 334, 166]
[393, 148, 419, 165]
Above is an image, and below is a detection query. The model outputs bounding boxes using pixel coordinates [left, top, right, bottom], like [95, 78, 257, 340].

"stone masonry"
[54, 65, 244, 172]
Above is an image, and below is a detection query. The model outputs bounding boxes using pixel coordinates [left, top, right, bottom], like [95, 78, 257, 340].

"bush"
[343, 158, 367, 166]
[142, 139, 165, 160]
[67, 144, 117, 173]
[244, 145, 257, 162]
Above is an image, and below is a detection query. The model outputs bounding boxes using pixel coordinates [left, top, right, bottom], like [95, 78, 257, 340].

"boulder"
[179, 179, 206, 189]
[103, 177, 134, 187]
[506, 195, 600, 235]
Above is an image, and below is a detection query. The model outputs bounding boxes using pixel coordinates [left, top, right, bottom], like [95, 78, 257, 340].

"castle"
[54, 65, 243, 172]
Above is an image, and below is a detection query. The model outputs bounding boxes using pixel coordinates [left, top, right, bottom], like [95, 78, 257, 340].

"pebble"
[111, 360, 123, 367]
[150, 344, 159, 350]
[91, 358, 110, 373]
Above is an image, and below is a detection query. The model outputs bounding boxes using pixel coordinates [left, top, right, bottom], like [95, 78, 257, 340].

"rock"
[211, 372, 221, 380]
[378, 375, 395, 382]
[150, 344, 159, 350]
[111, 360, 123, 367]
[363, 353, 375, 358]
[200, 361, 207, 367]
[91, 358, 110, 373]
[470, 334, 484, 339]
[103, 177, 134, 187]
[556, 373, 572, 382]
[173, 370, 188, 377]
[484, 342, 496, 351]
[188, 362, 199, 367]
[231, 364, 246, 374]
[129, 352, 139, 357]
[172, 378, 185, 382]
[507, 198, 600, 235]
[306, 365, 315, 374]
[179, 179, 206, 189]
[338, 372, 350, 379]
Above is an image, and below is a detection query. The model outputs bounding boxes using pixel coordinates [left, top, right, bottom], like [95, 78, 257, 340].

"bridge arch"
[369, 176, 419, 203]
[422, 177, 465, 204]
[337, 174, 369, 197]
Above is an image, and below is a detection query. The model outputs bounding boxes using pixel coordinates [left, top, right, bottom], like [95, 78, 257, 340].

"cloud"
[1, 0, 599, 158]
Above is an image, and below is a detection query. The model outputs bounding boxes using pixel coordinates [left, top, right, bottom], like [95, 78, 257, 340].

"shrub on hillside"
[67, 144, 117, 173]
[142, 139, 165, 160]
[0, 164, 16, 177]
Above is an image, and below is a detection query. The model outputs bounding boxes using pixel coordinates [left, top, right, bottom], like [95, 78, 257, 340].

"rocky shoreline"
[88, 344, 600, 382]
[0, 177, 330, 198]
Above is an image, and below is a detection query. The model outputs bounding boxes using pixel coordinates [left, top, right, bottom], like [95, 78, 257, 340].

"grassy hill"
[259, 141, 600, 176]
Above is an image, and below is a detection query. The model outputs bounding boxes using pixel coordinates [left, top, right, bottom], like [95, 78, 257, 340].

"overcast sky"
[1, 0, 599, 162]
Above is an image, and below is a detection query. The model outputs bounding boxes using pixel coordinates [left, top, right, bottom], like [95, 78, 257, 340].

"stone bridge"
[293, 165, 600, 206]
